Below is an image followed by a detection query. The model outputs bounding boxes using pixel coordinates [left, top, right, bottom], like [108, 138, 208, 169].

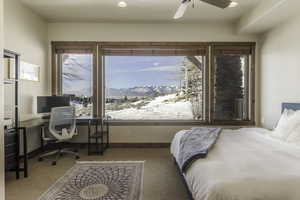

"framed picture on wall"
[7, 58, 16, 79]
[20, 61, 40, 81]
[4, 58, 10, 79]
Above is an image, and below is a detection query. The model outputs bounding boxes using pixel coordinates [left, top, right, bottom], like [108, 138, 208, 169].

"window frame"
[51, 42, 98, 116]
[210, 43, 256, 126]
[51, 41, 255, 126]
[99, 42, 210, 124]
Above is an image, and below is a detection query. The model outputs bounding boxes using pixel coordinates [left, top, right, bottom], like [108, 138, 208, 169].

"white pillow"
[271, 109, 300, 140]
[276, 109, 295, 127]
[286, 124, 300, 144]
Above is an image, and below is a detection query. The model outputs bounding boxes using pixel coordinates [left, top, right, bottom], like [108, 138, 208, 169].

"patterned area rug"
[38, 161, 144, 200]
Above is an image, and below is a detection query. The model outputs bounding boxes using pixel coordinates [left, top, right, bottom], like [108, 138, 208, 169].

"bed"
[171, 103, 300, 200]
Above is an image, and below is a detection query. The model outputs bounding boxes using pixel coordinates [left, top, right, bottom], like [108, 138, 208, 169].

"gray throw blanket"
[178, 127, 222, 172]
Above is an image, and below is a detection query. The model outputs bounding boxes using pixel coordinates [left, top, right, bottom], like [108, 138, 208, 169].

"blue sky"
[62, 54, 92, 96]
[105, 56, 185, 89]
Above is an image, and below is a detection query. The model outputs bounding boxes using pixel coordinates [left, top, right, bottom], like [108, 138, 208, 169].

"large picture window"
[105, 56, 205, 120]
[52, 42, 255, 125]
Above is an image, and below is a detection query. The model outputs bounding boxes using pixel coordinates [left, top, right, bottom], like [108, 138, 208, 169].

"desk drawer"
[5, 143, 17, 155]
[4, 129, 18, 171]
[5, 130, 17, 144]
[5, 153, 18, 170]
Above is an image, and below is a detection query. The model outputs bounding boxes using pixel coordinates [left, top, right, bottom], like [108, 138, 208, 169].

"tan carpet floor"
[5, 148, 189, 200]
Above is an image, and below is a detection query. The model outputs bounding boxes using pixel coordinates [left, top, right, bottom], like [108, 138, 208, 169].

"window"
[211, 45, 255, 124]
[61, 54, 93, 116]
[51, 43, 97, 117]
[104, 56, 206, 120]
[52, 42, 255, 125]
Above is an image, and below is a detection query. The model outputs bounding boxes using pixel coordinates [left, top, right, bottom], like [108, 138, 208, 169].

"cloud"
[138, 65, 183, 72]
[112, 69, 134, 73]
[112, 65, 183, 73]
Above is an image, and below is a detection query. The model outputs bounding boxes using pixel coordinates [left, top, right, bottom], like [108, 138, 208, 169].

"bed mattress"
[171, 128, 300, 200]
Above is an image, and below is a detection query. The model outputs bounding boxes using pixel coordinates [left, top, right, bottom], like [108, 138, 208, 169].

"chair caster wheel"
[38, 157, 43, 162]
[52, 161, 57, 166]
[75, 156, 80, 160]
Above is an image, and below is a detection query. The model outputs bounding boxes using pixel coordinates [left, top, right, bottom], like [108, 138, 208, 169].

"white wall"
[48, 22, 259, 144]
[73, 125, 198, 144]
[0, 0, 5, 198]
[48, 22, 257, 42]
[4, 0, 49, 121]
[3, 0, 49, 152]
[260, 15, 300, 129]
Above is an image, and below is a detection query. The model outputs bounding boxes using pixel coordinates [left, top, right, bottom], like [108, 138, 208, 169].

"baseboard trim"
[26, 143, 171, 159]
[109, 143, 170, 148]
[72, 143, 170, 148]
[26, 148, 42, 159]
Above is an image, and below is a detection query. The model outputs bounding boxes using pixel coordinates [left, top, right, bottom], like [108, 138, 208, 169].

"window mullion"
[96, 46, 105, 118]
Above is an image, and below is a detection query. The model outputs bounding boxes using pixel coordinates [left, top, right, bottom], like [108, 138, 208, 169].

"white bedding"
[171, 128, 300, 200]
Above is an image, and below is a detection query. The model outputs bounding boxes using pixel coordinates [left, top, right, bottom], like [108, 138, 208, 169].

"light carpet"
[38, 161, 144, 200]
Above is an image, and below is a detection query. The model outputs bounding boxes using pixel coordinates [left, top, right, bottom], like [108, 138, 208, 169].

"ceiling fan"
[174, 0, 234, 19]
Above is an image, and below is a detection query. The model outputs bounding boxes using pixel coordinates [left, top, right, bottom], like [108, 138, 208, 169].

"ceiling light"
[118, 1, 127, 8]
[229, 1, 238, 8]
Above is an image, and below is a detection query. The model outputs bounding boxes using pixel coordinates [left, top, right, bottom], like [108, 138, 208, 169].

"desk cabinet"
[3, 50, 27, 179]
[5, 129, 18, 171]
[4, 128, 28, 179]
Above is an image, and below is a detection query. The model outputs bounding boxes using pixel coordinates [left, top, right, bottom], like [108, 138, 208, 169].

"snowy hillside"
[106, 85, 179, 97]
[106, 94, 193, 120]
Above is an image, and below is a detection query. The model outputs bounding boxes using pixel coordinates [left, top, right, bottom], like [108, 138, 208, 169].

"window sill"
[106, 120, 256, 127]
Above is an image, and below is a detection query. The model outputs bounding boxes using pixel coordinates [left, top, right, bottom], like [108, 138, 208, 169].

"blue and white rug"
[38, 161, 144, 200]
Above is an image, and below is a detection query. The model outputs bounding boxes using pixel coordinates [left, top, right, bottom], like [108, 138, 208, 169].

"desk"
[20, 116, 110, 163]
[76, 116, 110, 155]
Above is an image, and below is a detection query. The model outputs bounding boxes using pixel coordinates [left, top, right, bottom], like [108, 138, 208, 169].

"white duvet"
[171, 128, 300, 200]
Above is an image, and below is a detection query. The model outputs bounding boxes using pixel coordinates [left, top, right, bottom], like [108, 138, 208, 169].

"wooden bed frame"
[173, 103, 300, 200]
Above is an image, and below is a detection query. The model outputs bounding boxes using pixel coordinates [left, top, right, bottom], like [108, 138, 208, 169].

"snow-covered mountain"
[106, 86, 179, 98]
[106, 94, 193, 120]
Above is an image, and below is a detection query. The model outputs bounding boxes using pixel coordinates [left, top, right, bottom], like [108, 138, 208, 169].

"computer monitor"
[37, 96, 71, 113]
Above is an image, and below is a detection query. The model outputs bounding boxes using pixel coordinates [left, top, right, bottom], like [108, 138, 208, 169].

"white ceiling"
[19, 0, 261, 23]
[238, 0, 300, 34]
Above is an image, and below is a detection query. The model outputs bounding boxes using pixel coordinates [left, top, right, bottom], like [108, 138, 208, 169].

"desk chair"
[38, 106, 80, 165]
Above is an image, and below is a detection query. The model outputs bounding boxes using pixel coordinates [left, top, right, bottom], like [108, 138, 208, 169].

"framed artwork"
[4, 58, 10, 79]
[6, 58, 16, 79]
[20, 61, 40, 81]
[7, 59, 40, 81]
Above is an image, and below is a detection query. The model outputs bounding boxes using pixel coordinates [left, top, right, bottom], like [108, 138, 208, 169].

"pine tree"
[214, 55, 244, 120]
[182, 57, 204, 120]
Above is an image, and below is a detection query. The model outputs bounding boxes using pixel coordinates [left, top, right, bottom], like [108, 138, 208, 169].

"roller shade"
[55, 49, 94, 54]
[213, 45, 254, 56]
[101, 47, 207, 56]
[53, 43, 96, 54]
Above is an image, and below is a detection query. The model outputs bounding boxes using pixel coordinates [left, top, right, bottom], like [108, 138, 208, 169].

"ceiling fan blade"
[173, 0, 190, 19]
[200, 0, 232, 9]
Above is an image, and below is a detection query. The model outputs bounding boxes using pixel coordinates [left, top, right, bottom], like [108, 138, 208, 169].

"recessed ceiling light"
[118, 1, 127, 8]
[229, 1, 238, 8]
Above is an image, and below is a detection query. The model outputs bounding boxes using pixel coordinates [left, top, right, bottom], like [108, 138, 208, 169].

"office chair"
[38, 106, 80, 165]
